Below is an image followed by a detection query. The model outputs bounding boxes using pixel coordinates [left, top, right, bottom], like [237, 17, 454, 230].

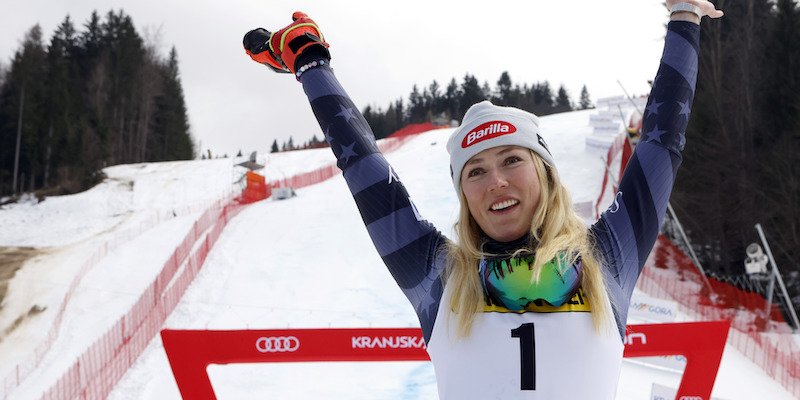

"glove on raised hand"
[243, 12, 330, 75]
[243, 28, 289, 73]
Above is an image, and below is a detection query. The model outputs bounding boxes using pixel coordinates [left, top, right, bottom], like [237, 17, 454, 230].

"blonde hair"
[445, 150, 613, 339]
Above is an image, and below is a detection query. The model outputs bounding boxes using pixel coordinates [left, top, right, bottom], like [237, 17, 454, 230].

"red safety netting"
[637, 236, 800, 398]
[0, 195, 233, 400]
[386, 122, 437, 138]
[243, 123, 439, 203]
[38, 194, 248, 400]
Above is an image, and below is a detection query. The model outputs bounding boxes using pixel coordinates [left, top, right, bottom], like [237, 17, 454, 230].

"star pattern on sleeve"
[678, 100, 691, 116]
[340, 141, 358, 164]
[336, 104, 356, 122]
[646, 101, 663, 116]
[644, 124, 668, 144]
[641, 86, 692, 147]
[324, 126, 335, 144]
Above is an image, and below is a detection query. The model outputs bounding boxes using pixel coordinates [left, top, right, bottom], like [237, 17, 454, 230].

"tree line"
[362, 73, 593, 140]
[268, 73, 592, 152]
[0, 10, 194, 198]
[670, 0, 800, 308]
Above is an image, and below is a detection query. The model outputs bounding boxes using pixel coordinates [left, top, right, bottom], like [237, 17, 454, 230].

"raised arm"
[243, 13, 447, 342]
[591, 1, 722, 334]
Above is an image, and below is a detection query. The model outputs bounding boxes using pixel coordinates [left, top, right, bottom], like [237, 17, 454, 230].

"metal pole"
[755, 223, 800, 332]
[617, 80, 644, 116]
[666, 202, 715, 295]
[764, 267, 776, 321]
[667, 202, 704, 273]
[12, 86, 24, 195]
[599, 155, 618, 188]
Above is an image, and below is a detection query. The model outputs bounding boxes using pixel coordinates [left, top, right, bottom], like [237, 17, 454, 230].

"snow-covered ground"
[0, 109, 796, 399]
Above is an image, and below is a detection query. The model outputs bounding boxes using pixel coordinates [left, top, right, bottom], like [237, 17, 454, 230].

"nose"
[487, 169, 509, 191]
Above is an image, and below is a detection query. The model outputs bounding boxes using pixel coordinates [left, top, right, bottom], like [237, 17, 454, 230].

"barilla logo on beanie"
[462, 121, 517, 148]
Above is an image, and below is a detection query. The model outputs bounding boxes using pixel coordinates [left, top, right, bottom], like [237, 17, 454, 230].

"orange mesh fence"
[0, 194, 233, 400]
[38, 195, 247, 399]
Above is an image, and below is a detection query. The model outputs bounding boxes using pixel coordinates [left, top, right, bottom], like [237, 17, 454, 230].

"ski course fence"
[242, 123, 438, 202]
[0, 196, 231, 400]
[7, 124, 437, 399]
[636, 236, 800, 398]
[35, 193, 246, 400]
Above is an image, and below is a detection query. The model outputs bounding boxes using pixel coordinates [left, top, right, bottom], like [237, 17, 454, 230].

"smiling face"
[460, 145, 542, 243]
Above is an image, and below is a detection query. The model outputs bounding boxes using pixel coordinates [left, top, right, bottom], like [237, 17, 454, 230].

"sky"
[1, 0, 669, 158]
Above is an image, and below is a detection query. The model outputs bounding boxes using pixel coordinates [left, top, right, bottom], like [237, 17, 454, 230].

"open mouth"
[490, 199, 519, 211]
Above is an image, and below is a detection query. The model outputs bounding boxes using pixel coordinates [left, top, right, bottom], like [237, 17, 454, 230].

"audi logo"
[679, 396, 704, 400]
[256, 336, 300, 353]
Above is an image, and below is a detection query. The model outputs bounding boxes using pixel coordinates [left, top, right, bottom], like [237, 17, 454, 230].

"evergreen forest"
[360, 74, 592, 141]
[0, 10, 194, 197]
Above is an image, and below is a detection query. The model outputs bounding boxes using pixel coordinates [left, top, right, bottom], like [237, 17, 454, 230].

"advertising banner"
[163, 321, 730, 400]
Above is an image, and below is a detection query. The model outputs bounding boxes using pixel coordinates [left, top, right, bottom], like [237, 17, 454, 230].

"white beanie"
[446, 100, 556, 194]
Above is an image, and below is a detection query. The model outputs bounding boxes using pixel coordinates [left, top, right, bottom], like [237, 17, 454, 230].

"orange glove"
[243, 12, 330, 74]
[243, 28, 289, 73]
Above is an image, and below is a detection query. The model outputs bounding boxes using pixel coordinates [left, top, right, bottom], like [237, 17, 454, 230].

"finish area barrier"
[162, 321, 730, 400]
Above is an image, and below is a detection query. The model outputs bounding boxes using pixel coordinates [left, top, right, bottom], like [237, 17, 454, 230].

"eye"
[504, 156, 523, 166]
[467, 168, 484, 178]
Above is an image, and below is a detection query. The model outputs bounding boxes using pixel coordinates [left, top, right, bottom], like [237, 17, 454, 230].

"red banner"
[162, 321, 729, 400]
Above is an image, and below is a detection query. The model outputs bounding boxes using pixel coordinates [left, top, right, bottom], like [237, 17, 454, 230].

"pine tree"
[0, 25, 48, 195]
[459, 74, 484, 117]
[150, 46, 193, 161]
[270, 139, 279, 153]
[555, 85, 572, 113]
[445, 78, 461, 120]
[44, 16, 84, 190]
[409, 84, 426, 123]
[428, 80, 444, 117]
[579, 85, 593, 110]
[530, 82, 554, 115]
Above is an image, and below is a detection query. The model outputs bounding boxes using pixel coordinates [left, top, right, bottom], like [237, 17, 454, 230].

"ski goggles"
[479, 253, 583, 310]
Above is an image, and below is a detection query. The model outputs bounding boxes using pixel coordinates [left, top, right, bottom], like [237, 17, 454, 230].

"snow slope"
[1, 109, 796, 399]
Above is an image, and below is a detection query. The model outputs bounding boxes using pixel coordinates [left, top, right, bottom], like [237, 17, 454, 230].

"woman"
[243, 2, 723, 398]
